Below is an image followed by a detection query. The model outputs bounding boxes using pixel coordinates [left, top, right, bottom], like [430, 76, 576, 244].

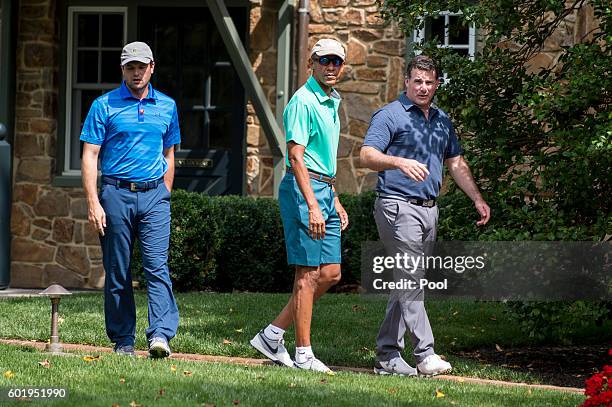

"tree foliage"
[381, 0, 611, 234]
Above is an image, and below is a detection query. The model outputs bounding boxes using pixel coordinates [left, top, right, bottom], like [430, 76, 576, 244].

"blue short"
[278, 172, 341, 267]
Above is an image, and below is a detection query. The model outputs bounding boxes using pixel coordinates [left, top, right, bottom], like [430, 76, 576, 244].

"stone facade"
[247, 0, 403, 196]
[7, 0, 602, 288]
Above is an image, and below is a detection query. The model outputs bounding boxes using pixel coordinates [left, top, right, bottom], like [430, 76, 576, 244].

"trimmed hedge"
[132, 189, 609, 293]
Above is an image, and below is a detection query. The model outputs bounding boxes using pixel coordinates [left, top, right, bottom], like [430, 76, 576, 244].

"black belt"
[102, 176, 164, 192]
[377, 193, 436, 208]
[287, 167, 336, 185]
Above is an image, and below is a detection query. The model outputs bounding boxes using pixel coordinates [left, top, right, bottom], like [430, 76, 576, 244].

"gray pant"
[373, 197, 438, 364]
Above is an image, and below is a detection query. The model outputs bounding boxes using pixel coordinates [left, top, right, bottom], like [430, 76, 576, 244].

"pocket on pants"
[375, 199, 400, 227]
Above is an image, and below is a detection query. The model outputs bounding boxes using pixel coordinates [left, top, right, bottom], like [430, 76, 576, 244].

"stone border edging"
[0, 338, 583, 394]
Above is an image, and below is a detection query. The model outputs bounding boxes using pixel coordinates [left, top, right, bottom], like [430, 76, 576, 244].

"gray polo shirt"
[363, 93, 463, 200]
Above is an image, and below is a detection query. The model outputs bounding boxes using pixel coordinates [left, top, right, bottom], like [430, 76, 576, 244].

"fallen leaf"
[58, 317, 65, 325]
[489, 315, 497, 321]
[288, 382, 296, 388]
[203, 404, 215, 407]
[232, 400, 240, 405]
[183, 370, 193, 377]
[119, 377, 126, 384]
[38, 359, 51, 368]
[112, 404, 120, 407]
[360, 347, 370, 352]
[326, 370, 336, 376]
[527, 389, 532, 395]
[155, 388, 165, 400]
[495, 344, 503, 352]
[388, 387, 397, 394]
[352, 304, 361, 312]
[82, 355, 101, 362]
[457, 377, 465, 383]
[223, 339, 233, 345]
[129, 401, 143, 407]
[452, 311, 459, 316]
[3, 370, 14, 379]
[229, 308, 233, 313]
[320, 379, 327, 384]
[435, 389, 445, 398]
[234, 328, 243, 333]
[170, 365, 177, 372]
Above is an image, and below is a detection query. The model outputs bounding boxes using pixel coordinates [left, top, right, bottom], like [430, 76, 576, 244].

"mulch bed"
[457, 344, 610, 388]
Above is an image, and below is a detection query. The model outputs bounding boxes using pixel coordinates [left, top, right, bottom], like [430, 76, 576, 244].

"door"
[139, 6, 247, 194]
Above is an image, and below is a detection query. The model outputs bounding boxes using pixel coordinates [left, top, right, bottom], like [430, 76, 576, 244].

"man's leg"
[271, 263, 341, 330]
[100, 184, 138, 349]
[374, 200, 435, 366]
[137, 182, 179, 355]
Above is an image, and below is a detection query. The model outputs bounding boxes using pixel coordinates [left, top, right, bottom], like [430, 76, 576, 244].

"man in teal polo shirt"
[250, 38, 349, 373]
[81, 41, 180, 359]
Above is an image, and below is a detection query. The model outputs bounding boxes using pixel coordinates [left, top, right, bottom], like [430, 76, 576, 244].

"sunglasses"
[316, 56, 344, 67]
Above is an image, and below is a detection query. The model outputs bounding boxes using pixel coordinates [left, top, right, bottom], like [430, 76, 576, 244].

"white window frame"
[413, 11, 476, 82]
[63, 6, 128, 176]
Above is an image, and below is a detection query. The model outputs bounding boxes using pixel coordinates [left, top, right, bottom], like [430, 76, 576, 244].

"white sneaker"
[374, 356, 417, 376]
[250, 330, 294, 368]
[149, 337, 171, 359]
[417, 354, 452, 376]
[294, 355, 332, 373]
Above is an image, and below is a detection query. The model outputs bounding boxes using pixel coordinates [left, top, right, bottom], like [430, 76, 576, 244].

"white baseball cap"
[311, 38, 346, 60]
[121, 41, 154, 66]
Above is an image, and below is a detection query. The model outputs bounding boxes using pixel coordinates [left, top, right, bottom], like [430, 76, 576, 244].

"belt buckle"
[130, 182, 138, 192]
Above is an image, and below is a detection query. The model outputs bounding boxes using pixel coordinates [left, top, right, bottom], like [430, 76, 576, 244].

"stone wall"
[247, 0, 406, 196]
[10, 0, 105, 289]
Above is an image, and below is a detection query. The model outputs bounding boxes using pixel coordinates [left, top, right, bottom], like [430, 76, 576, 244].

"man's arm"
[360, 146, 429, 182]
[163, 146, 175, 191]
[445, 155, 491, 225]
[288, 141, 326, 240]
[82, 142, 106, 235]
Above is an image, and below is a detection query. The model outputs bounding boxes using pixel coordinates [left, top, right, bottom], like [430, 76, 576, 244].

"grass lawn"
[1, 292, 610, 386]
[0, 344, 584, 406]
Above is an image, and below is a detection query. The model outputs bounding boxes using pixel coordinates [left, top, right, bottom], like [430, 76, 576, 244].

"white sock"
[295, 346, 313, 363]
[263, 324, 284, 341]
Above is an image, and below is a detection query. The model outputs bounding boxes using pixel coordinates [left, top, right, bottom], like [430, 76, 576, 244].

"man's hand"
[474, 199, 491, 226]
[308, 205, 326, 240]
[88, 200, 107, 236]
[334, 198, 349, 231]
[397, 157, 429, 182]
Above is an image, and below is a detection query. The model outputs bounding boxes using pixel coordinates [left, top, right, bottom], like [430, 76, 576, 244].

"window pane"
[101, 14, 124, 47]
[180, 110, 205, 150]
[101, 50, 121, 83]
[448, 16, 469, 44]
[211, 66, 234, 107]
[451, 48, 470, 57]
[183, 22, 206, 65]
[77, 51, 98, 83]
[209, 111, 232, 150]
[78, 14, 99, 47]
[71, 89, 105, 170]
[429, 15, 445, 43]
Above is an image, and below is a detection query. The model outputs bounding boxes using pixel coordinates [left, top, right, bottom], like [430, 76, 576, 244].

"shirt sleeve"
[362, 108, 395, 152]
[283, 99, 310, 147]
[79, 98, 107, 145]
[444, 121, 463, 159]
[163, 103, 181, 148]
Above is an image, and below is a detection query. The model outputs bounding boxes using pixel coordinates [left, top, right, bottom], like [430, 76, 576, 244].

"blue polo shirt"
[284, 76, 341, 177]
[80, 82, 181, 182]
[363, 93, 462, 200]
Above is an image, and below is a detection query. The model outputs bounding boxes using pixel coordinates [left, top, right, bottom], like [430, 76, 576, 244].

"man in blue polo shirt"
[81, 41, 180, 358]
[361, 55, 490, 376]
[250, 39, 349, 373]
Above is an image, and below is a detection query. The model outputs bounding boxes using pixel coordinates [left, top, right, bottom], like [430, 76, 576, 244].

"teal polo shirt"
[80, 81, 181, 182]
[283, 75, 341, 177]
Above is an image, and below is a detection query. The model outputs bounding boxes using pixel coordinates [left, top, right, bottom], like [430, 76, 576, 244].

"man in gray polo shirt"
[360, 55, 490, 376]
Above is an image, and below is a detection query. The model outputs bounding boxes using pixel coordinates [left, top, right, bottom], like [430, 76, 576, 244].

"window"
[413, 11, 476, 81]
[63, 7, 127, 175]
